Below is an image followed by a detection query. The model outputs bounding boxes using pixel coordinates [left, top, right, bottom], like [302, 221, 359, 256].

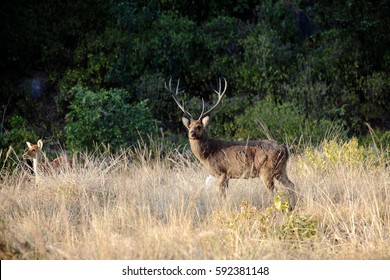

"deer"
[166, 78, 297, 209]
[23, 140, 72, 184]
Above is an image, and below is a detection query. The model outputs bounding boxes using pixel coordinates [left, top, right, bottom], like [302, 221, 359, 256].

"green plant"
[0, 115, 39, 153]
[231, 23, 292, 98]
[58, 27, 120, 95]
[65, 86, 158, 151]
[206, 96, 251, 140]
[301, 137, 385, 171]
[214, 193, 317, 249]
[234, 96, 345, 147]
[0, 115, 39, 170]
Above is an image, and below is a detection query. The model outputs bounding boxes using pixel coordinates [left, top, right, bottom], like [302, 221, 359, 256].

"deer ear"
[26, 142, 32, 148]
[37, 140, 43, 149]
[201, 115, 210, 127]
[182, 116, 191, 128]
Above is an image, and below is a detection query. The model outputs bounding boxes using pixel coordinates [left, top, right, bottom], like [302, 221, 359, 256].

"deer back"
[190, 137, 289, 179]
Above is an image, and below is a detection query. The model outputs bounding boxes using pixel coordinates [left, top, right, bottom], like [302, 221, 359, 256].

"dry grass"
[0, 140, 389, 260]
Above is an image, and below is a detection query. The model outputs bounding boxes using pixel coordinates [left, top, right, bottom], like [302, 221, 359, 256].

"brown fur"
[167, 78, 296, 208]
[23, 140, 72, 175]
[183, 116, 296, 208]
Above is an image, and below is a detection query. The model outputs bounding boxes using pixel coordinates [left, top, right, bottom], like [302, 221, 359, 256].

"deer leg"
[260, 171, 275, 193]
[217, 175, 228, 199]
[276, 173, 297, 210]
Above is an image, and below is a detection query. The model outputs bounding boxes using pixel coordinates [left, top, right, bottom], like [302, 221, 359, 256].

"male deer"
[23, 140, 72, 184]
[166, 78, 297, 208]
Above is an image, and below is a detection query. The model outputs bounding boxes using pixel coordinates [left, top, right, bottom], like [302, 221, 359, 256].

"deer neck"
[32, 158, 39, 175]
[32, 152, 48, 174]
[189, 133, 213, 161]
[31, 157, 43, 186]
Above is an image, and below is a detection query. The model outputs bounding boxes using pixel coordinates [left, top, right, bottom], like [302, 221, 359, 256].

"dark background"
[1, 0, 389, 154]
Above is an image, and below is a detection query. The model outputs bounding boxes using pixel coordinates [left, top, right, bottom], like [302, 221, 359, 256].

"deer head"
[23, 140, 44, 162]
[181, 116, 210, 140]
[165, 78, 227, 140]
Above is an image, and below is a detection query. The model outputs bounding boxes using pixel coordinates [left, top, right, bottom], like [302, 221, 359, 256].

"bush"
[0, 115, 39, 170]
[286, 29, 389, 134]
[213, 193, 317, 248]
[0, 115, 39, 154]
[112, 12, 201, 88]
[200, 16, 244, 81]
[231, 23, 292, 98]
[301, 137, 388, 171]
[136, 73, 182, 130]
[234, 96, 345, 147]
[206, 96, 251, 140]
[65, 86, 158, 151]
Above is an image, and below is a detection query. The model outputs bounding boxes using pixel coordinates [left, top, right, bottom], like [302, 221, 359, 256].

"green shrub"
[0, 115, 39, 170]
[300, 137, 388, 171]
[231, 23, 292, 98]
[200, 16, 243, 79]
[360, 72, 390, 127]
[286, 29, 389, 134]
[59, 27, 120, 92]
[0, 115, 39, 154]
[206, 96, 251, 140]
[112, 12, 201, 87]
[136, 73, 182, 129]
[65, 86, 158, 151]
[234, 96, 345, 147]
[214, 192, 317, 248]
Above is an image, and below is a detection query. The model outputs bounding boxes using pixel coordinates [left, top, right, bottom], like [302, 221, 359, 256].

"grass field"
[0, 139, 389, 260]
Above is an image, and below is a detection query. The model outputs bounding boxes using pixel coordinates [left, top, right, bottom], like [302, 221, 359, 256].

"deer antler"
[165, 78, 193, 120]
[166, 77, 227, 120]
[198, 78, 227, 120]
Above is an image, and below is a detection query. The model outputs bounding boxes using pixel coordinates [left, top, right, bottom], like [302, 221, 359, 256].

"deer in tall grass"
[23, 140, 72, 184]
[166, 78, 297, 208]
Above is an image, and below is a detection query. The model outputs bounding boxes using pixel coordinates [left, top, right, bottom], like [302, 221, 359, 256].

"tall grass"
[0, 138, 389, 259]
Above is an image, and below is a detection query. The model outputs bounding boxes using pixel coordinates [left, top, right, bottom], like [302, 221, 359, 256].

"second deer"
[166, 78, 297, 208]
[23, 140, 72, 184]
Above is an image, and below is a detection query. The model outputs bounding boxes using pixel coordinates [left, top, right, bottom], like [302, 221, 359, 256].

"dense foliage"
[1, 0, 389, 154]
[65, 86, 157, 151]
